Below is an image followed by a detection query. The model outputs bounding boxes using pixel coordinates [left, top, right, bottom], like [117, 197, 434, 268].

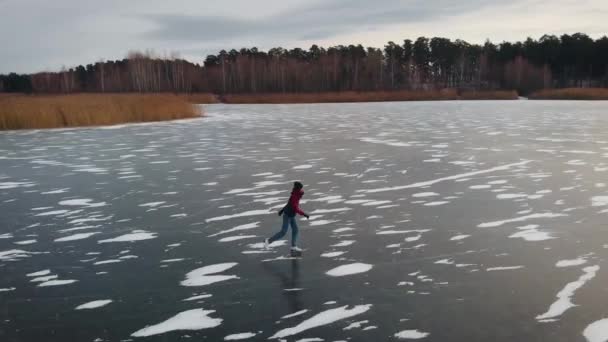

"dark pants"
[269, 213, 299, 247]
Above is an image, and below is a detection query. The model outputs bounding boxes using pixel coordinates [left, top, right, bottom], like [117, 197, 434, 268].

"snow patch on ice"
[394, 329, 430, 339]
[321, 251, 346, 258]
[326, 263, 372, 277]
[556, 258, 587, 268]
[224, 332, 257, 340]
[269, 304, 372, 339]
[131, 308, 222, 337]
[536, 265, 599, 321]
[583, 318, 608, 342]
[181, 263, 239, 287]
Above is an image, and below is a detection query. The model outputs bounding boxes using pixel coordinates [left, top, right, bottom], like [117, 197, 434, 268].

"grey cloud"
[141, 0, 514, 44]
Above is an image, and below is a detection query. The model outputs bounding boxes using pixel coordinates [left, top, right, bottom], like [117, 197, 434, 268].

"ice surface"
[206, 210, 270, 223]
[326, 263, 373, 277]
[209, 222, 260, 237]
[131, 309, 222, 337]
[270, 304, 372, 339]
[362, 161, 530, 193]
[75, 300, 112, 310]
[394, 329, 430, 339]
[310, 220, 338, 226]
[537, 265, 599, 320]
[98, 230, 157, 243]
[181, 263, 239, 287]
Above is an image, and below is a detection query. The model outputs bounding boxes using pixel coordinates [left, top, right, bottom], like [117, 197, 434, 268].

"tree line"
[1, 33, 607, 95]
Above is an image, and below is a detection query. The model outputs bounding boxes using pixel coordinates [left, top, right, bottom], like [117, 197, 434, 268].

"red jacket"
[284, 189, 305, 217]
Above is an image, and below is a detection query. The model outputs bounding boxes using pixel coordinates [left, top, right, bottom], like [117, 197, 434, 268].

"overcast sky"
[1, 0, 607, 73]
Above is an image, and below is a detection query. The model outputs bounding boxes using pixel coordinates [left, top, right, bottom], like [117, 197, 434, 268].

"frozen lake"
[2, 101, 608, 341]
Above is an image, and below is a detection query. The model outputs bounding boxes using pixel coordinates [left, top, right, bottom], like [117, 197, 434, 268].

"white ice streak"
[394, 329, 430, 339]
[55, 232, 100, 242]
[209, 222, 260, 237]
[27, 269, 51, 277]
[556, 258, 587, 268]
[321, 251, 346, 258]
[59, 199, 106, 207]
[38, 279, 78, 287]
[98, 230, 157, 243]
[183, 294, 212, 301]
[536, 265, 599, 321]
[270, 305, 372, 339]
[75, 300, 112, 310]
[326, 263, 373, 277]
[486, 266, 524, 271]
[181, 263, 239, 287]
[362, 161, 531, 193]
[131, 309, 222, 337]
[218, 235, 257, 242]
[206, 210, 270, 223]
[224, 332, 257, 340]
[282, 309, 309, 319]
[478, 213, 567, 228]
[138, 201, 166, 207]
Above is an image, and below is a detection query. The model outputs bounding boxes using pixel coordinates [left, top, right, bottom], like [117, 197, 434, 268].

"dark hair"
[293, 181, 303, 190]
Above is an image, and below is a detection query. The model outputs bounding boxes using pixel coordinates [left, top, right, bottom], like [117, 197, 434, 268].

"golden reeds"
[219, 89, 521, 103]
[0, 94, 201, 130]
[528, 88, 608, 100]
[459, 90, 519, 100]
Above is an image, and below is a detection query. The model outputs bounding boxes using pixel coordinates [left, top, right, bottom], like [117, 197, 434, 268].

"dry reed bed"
[529, 88, 608, 100]
[459, 90, 519, 100]
[0, 94, 200, 130]
[219, 89, 521, 103]
[221, 90, 459, 104]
